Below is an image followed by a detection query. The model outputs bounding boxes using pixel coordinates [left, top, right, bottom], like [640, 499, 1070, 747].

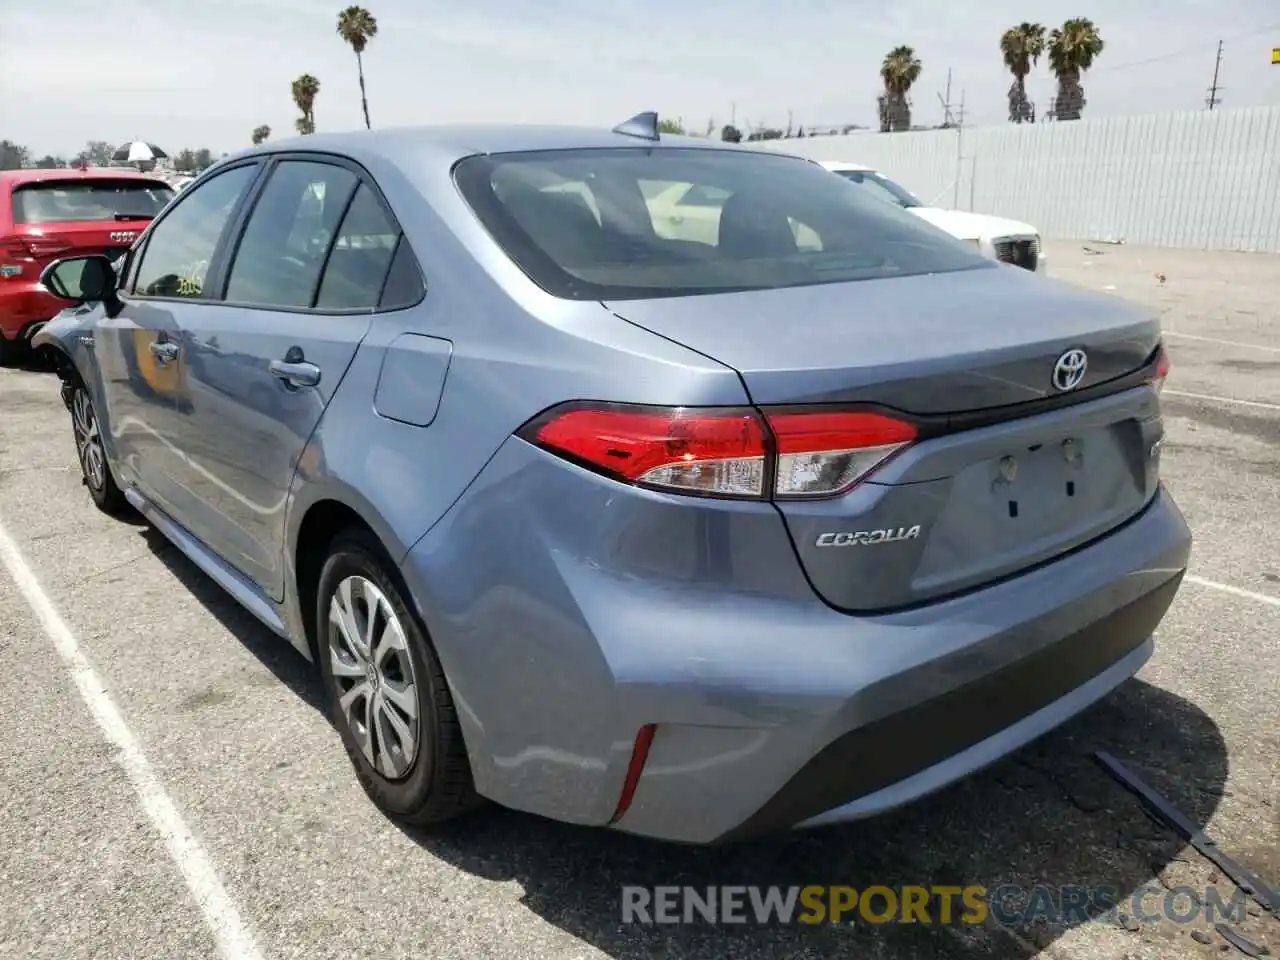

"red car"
[0, 168, 173, 364]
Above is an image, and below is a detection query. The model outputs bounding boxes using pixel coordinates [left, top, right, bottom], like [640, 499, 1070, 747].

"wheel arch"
[286, 480, 418, 664]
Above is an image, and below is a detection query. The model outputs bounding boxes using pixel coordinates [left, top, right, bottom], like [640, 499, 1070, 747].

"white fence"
[763, 105, 1280, 253]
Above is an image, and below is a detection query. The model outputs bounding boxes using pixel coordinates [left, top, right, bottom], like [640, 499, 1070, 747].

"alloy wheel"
[72, 388, 106, 492]
[327, 575, 421, 780]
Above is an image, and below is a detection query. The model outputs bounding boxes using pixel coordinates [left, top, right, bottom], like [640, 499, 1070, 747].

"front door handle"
[149, 341, 179, 363]
[269, 359, 321, 387]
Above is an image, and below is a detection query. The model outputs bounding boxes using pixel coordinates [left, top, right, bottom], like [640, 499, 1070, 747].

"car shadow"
[136, 527, 1230, 958]
[136, 526, 326, 713]
[400, 680, 1229, 958]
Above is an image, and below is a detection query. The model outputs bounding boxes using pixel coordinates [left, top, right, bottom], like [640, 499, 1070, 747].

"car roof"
[0, 167, 172, 186]
[818, 160, 874, 172]
[229, 124, 805, 170]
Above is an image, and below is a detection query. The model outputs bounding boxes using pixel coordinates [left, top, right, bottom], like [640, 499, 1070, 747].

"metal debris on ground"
[1093, 752, 1279, 917]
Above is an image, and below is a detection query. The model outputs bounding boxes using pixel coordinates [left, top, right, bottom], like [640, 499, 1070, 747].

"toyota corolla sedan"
[34, 115, 1190, 844]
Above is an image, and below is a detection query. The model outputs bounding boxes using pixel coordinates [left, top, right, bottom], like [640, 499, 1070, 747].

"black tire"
[316, 528, 479, 825]
[0, 335, 27, 368]
[68, 380, 131, 516]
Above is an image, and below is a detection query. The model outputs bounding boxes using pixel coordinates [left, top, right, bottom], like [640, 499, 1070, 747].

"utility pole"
[954, 88, 966, 209]
[1206, 40, 1224, 109]
[938, 69, 955, 127]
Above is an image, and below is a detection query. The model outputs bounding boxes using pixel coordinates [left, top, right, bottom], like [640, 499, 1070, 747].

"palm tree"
[251, 125, 271, 145]
[1048, 18, 1104, 120]
[1001, 23, 1047, 123]
[292, 74, 320, 135]
[880, 46, 922, 132]
[337, 6, 378, 129]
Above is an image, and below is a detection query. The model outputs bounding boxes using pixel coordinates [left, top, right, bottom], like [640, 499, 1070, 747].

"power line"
[1206, 40, 1224, 109]
[1096, 21, 1280, 75]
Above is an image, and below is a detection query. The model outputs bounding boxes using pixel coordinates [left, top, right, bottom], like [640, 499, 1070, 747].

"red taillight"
[0, 234, 72, 260]
[768, 410, 917, 498]
[520, 402, 917, 500]
[1150, 344, 1170, 394]
[527, 404, 768, 497]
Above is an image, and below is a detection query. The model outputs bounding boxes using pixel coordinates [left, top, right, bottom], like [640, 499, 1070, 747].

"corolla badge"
[815, 526, 922, 547]
[1052, 348, 1088, 391]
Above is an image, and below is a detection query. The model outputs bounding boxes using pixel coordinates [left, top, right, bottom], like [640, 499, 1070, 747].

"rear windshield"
[453, 148, 988, 300]
[11, 179, 174, 225]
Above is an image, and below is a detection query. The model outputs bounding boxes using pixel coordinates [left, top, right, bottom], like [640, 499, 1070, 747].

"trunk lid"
[606, 266, 1165, 610]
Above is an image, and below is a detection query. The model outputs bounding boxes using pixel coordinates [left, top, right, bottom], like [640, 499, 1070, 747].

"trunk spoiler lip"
[754, 343, 1165, 441]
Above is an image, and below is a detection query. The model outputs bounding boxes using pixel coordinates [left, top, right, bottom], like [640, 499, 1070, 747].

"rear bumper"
[0, 282, 63, 341]
[399, 434, 1191, 845]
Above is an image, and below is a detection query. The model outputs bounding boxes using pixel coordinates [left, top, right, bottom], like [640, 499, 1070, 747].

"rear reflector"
[1150, 344, 1170, 394]
[520, 402, 917, 500]
[610, 724, 656, 823]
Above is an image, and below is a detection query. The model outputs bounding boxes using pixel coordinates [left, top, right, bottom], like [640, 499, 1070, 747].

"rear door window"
[224, 160, 358, 309]
[11, 180, 173, 224]
[314, 183, 403, 310]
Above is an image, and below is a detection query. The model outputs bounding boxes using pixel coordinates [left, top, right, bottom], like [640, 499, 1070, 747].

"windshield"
[833, 169, 922, 209]
[11, 179, 174, 225]
[454, 148, 986, 301]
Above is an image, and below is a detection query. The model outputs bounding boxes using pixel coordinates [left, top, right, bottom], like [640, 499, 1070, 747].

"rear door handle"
[269, 359, 321, 387]
[149, 341, 179, 363]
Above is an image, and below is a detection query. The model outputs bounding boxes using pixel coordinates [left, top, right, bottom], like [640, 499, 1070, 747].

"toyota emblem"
[1052, 348, 1088, 392]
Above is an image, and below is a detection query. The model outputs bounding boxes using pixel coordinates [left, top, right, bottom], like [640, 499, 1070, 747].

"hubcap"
[328, 575, 420, 780]
[71, 389, 106, 492]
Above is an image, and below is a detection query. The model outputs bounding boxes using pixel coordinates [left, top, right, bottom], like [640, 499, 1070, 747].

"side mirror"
[40, 255, 115, 304]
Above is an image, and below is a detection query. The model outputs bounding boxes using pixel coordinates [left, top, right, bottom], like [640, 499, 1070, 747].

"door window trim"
[213, 150, 426, 317]
[123, 160, 267, 305]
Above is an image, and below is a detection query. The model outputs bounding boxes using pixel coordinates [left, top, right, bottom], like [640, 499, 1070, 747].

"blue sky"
[3, 0, 1279, 157]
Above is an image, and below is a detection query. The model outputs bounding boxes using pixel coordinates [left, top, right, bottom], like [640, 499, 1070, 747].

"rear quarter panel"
[284, 147, 750, 590]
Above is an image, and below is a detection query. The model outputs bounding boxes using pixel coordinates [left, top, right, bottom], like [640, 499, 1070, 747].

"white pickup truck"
[817, 160, 1047, 275]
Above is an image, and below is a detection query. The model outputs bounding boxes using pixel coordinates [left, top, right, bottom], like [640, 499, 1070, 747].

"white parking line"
[1185, 574, 1280, 609]
[1162, 389, 1280, 412]
[0, 517, 266, 960]
[1163, 331, 1280, 354]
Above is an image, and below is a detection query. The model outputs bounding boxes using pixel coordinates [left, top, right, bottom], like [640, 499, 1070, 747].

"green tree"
[337, 6, 378, 129]
[71, 141, 115, 167]
[35, 155, 65, 168]
[292, 74, 321, 135]
[251, 125, 272, 145]
[720, 124, 742, 143]
[173, 149, 198, 172]
[1001, 23, 1047, 123]
[1048, 18, 1104, 120]
[880, 46, 922, 132]
[0, 141, 30, 169]
[657, 118, 685, 135]
[193, 148, 213, 170]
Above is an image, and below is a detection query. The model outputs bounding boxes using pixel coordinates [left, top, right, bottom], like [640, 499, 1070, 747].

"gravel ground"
[0, 238, 1276, 960]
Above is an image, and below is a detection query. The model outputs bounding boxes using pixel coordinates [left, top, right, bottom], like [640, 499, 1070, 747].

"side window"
[224, 160, 358, 308]
[377, 237, 425, 309]
[132, 165, 258, 299]
[314, 184, 400, 309]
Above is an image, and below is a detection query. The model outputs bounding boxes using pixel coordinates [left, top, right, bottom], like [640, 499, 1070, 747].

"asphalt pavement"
[0, 238, 1276, 960]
